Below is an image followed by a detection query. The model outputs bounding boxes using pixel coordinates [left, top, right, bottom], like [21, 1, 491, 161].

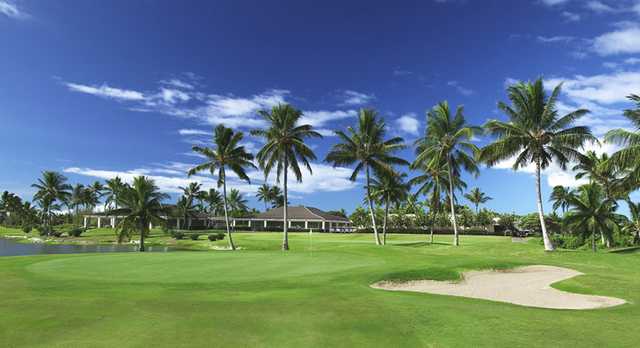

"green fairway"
[1, 232, 638, 347]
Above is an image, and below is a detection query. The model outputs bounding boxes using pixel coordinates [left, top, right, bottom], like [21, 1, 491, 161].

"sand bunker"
[372, 265, 625, 310]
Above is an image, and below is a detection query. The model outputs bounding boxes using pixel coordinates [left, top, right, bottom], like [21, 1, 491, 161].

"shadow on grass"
[392, 241, 451, 247]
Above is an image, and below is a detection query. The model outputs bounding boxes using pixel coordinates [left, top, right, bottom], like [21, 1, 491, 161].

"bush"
[208, 232, 226, 241]
[170, 230, 185, 240]
[189, 233, 201, 241]
[36, 225, 52, 236]
[68, 227, 85, 237]
[21, 225, 32, 234]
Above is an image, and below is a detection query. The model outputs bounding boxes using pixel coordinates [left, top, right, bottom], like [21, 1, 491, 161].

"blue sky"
[1, 0, 640, 214]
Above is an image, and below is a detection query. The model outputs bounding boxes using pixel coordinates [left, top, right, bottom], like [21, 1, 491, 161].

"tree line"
[2, 78, 639, 252]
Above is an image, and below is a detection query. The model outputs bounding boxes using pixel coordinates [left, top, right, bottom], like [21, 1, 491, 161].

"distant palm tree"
[270, 186, 286, 208]
[204, 188, 224, 216]
[179, 182, 203, 230]
[464, 188, 492, 214]
[573, 151, 626, 203]
[175, 196, 196, 230]
[32, 171, 72, 229]
[564, 183, 623, 252]
[227, 189, 248, 215]
[550, 185, 574, 214]
[256, 183, 273, 211]
[605, 94, 640, 188]
[188, 125, 256, 250]
[369, 171, 409, 245]
[252, 104, 322, 251]
[624, 199, 640, 244]
[479, 78, 595, 251]
[104, 177, 125, 211]
[326, 109, 407, 245]
[69, 184, 86, 221]
[112, 176, 169, 251]
[414, 102, 479, 246]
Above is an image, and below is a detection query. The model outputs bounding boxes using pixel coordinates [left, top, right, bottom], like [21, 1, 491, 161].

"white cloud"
[0, 1, 27, 19]
[537, 35, 576, 43]
[178, 129, 210, 136]
[298, 109, 357, 129]
[585, 1, 616, 13]
[491, 140, 620, 188]
[447, 80, 474, 96]
[395, 113, 420, 135]
[393, 68, 413, 77]
[66, 82, 146, 101]
[546, 71, 640, 104]
[625, 57, 640, 65]
[341, 90, 375, 106]
[540, 0, 570, 6]
[160, 78, 195, 90]
[562, 11, 581, 21]
[156, 88, 191, 104]
[64, 161, 358, 196]
[593, 24, 640, 56]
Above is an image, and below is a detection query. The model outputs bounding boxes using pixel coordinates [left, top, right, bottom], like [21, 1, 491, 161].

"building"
[83, 205, 352, 232]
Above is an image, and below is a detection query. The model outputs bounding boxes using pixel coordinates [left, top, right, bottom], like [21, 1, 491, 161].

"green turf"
[1, 231, 638, 347]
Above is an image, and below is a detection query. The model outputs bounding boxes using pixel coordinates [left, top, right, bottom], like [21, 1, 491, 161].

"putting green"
[1, 233, 638, 347]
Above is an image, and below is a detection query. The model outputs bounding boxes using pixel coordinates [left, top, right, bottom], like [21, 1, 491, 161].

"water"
[0, 237, 175, 257]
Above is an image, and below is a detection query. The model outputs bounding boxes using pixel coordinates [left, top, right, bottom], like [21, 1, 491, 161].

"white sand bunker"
[372, 265, 626, 310]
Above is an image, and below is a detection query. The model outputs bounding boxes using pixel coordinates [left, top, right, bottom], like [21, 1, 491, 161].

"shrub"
[208, 232, 226, 241]
[189, 233, 201, 241]
[36, 225, 52, 236]
[171, 231, 185, 240]
[21, 224, 32, 234]
[68, 227, 85, 237]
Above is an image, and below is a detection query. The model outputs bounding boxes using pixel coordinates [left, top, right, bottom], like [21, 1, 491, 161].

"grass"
[0, 229, 639, 347]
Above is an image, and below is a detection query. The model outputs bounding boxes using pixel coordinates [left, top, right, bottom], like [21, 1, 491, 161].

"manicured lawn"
[0, 232, 638, 347]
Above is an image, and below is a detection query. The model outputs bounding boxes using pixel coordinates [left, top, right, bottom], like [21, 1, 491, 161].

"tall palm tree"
[550, 185, 574, 214]
[464, 188, 492, 214]
[326, 109, 407, 245]
[252, 104, 322, 251]
[605, 94, 640, 188]
[111, 176, 169, 251]
[69, 184, 86, 223]
[32, 171, 72, 229]
[564, 183, 623, 252]
[256, 183, 272, 211]
[104, 177, 125, 211]
[369, 171, 410, 245]
[479, 78, 595, 251]
[414, 102, 479, 246]
[188, 124, 256, 251]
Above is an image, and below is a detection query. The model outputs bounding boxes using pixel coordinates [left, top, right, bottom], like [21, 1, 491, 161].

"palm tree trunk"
[430, 225, 434, 244]
[446, 158, 459, 246]
[221, 169, 236, 251]
[383, 196, 389, 245]
[365, 166, 381, 245]
[535, 161, 554, 251]
[592, 231, 596, 252]
[139, 220, 146, 252]
[282, 156, 289, 251]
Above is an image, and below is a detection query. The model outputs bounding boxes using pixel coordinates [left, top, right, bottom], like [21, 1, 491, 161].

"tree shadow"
[393, 241, 450, 247]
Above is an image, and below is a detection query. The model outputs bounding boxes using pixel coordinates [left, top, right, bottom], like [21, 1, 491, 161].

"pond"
[0, 237, 175, 257]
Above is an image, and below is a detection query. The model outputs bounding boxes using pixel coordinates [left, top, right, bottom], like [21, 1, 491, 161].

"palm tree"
[203, 188, 224, 216]
[256, 183, 273, 211]
[270, 186, 286, 207]
[464, 188, 492, 214]
[369, 171, 410, 245]
[227, 189, 248, 215]
[32, 171, 72, 229]
[252, 104, 322, 251]
[326, 109, 407, 245]
[104, 177, 125, 211]
[410, 163, 463, 243]
[550, 185, 574, 214]
[564, 183, 623, 252]
[479, 78, 595, 251]
[573, 151, 626, 203]
[605, 94, 640, 188]
[188, 124, 256, 251]
[414, 102, 479, 246]
[111, 176, 169, 251]
[69, 184, 86, 223]
[624, 199, 640, 244]
[178, 182, 203, 230]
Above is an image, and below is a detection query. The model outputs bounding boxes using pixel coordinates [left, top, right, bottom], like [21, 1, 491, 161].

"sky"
[1, 0, 640, 214]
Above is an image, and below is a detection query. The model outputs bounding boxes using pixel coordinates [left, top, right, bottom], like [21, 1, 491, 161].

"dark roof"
[254, 206, 350, 222]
